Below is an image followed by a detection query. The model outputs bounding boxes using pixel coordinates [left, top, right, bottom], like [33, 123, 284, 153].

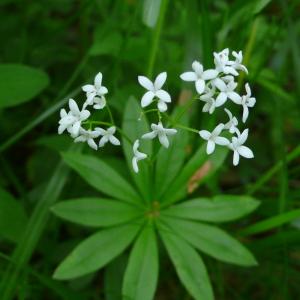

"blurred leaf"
[53, 223, 141, 280]
[162, 216, 257, 266]
[0, 64, 49, 108]
[122, 225, 158, 300]
[36, 135, 71, 152]
[0, 187, 28, 243]
[62, 152, 140, 205]
[155, 113, 189, 200]
[142, 0, 162, 28]
[89, 32, 123, 57]
[161, 145, 228, 207]
[159, 224, 214, 300]
[240, 209, 300, 236]
[163, 195, 260, 223]
[52, 198, 143, 227]
[122, 96, 152, 202]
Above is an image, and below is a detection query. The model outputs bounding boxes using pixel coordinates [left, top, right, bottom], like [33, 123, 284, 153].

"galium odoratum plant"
[53, 49, 259, 300]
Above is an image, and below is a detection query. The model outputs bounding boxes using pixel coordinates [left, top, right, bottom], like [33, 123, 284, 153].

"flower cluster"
[181, 48, 255, 166]
[57, 48, 256, 172]
[58, 73, 120, 150]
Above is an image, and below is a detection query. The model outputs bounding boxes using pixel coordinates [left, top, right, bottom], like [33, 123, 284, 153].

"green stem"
[106, 104, 115, 125]
[146, 0, 169, 77]
[174, 123, 199, 134]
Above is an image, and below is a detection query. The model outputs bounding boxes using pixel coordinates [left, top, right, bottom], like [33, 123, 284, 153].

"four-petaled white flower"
[58, 99, 90, 136]
[230, 51, 248, 74]
[132, 140, 147, 173]
[229, 129, 254, 166]
[95, 126, 121, 147]
[180, 61, 218, 94]
[142, 122, 177, 148]
[213, 48, 238, 76]
[82, 72, 108, 106]
[199, 123, 230, 155]
[237, 83, 256, 123]
[224, 108, 238, 134]
[74, 128, 101, 150]
[214, 78, 241, 106]
[138, 72, 171, 112]
[200, 87, 217, 114]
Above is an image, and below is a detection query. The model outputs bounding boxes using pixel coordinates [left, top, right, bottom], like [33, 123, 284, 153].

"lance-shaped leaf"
[51, 198, 143, 227]
[163, 195, 260, 223]
[122, 96, 152, 202]
[53, 223, 141, 280]
[122, 225, 158, 300]
[161, 216, 257, 266]
[158, 222, 214, 300]
[62, 152, 140, 205]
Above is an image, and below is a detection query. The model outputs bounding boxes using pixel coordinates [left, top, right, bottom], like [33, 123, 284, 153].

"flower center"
[146, 201, 160, 219]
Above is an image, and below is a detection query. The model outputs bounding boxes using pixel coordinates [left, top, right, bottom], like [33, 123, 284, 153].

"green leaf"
[122, 225, 158, 300]
[53, 223, 141, 280]
[158, 224, 214, 300]
[0, 64, 49, 108]
[51, 198, 143, 227]
[161, 144, 227, 207]
[62, 152, 140, 205]
[163, 195, 260, 223]
[155, 113, 189, 200]
[122, 96, 152, 202]
[0, 187, 28, 243]
[162, 216, 257, 267]
[239, 209, 300, 236]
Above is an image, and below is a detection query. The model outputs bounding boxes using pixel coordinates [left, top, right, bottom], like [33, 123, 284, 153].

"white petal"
[233, 150, 240, 166]
[202, 69, 218, 80]
[215, 136, 230, 146]
[109, 135, 121, 146]
[214, 78, 227, 91]
[132, 157, 139, 173]
[60, 108, 67, 118]
[141, 91, 155, 107]
[94, 72, 103, 87]
[215, 92, 227, 107]
[157, 100, 168, 112]
[195, 79, 205, 94]
[142, 131, 157, 140]
[158, 133, 169, 148]
[58, 123, 68, 134]
[242, 105, 249, 123]
[192, 61, 203, 76]
[224, 66, 238, 76]
[137, 152, 147, 160]
[156, 90, 171, 102]
[133, 140, 139, 153]
[212, 123, 225, 136]
[224, 108, 232, 119]
[71, 121, 81, 136]
[82, 85, 95, 93]
[245, 83, 251, 96]
[107, 126, 116, 134]
[80, 110, 90, 121]
[228, 92, 241, 104]
[164, 128, 177, 136]
[247, 97, 256, 107]
[94, 127, 106, 135]
[154, 72, 167, 90]
[86, 93, 95, 105]
[180, 72, 197, 81]
[239, 129, 249, 145]
[199, 130, 211, 140]
[209, 105, 215, 114]
[97, 86, 108, 95]
[87, 138, 98, 150]
[238, 146, 254, 158]
[207, 140, 215, 155]
[138, 75, 154, 91]
[74, 136, 86, 143]
[69, 99, 80, 115]
[99, 136, 109, 147]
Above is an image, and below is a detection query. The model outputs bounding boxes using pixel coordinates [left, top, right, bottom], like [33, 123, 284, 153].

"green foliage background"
[0, 0, 300, 299]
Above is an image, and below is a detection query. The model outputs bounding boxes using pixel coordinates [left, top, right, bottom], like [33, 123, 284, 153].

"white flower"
[199, 123, 230, 155]
[199, 87, 217, 114]
[238, 83, 256, 123]
[92, 96, 106, 110]
[138, 72, 171, 112]
[229, 51, 248, 74]
[58, 99, 90, 136]
[224, 108, 238, 133]
[132, 140, 147, 173]
[229, 129, 254, 166]
[74, 128, 101, 150]
[142, 122, 177, 148]
[213, 78, 241, 106]
[180, 61, 218, 94]
[213, 49, 238, 76]
[95, 126, 121, 148]
[82, 72, 108, 107]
